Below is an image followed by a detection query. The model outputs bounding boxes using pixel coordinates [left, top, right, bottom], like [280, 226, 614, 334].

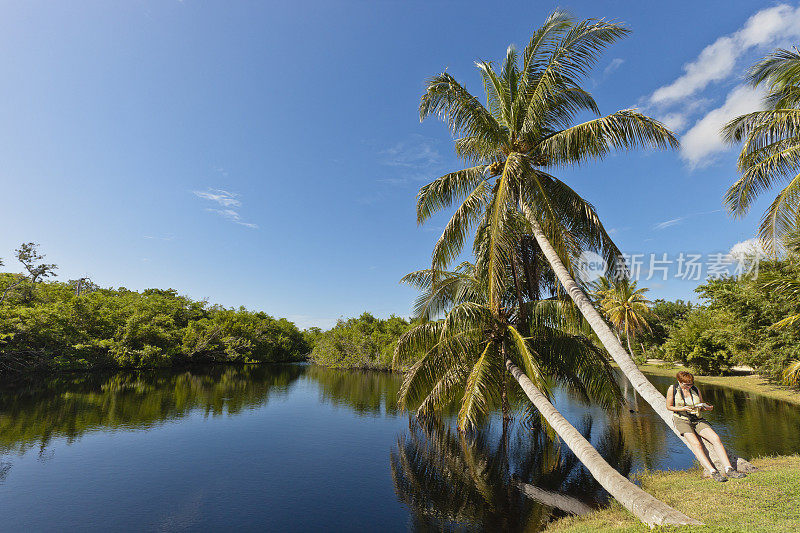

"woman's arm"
[666, 386, 689, 413]
[696, 388, 714, 410]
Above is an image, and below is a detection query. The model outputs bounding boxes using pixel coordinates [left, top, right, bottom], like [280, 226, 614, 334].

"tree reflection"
[0, 364, 304, 454]
[391, 417, 632, 531]
[304, 365, 405, 416]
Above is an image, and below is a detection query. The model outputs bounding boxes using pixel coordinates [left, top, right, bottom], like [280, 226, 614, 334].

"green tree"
[724, 48, 800, 251]
[411, 8, 746, 472]
[663, 307, 734, 375]
[309, 312, 412, 370]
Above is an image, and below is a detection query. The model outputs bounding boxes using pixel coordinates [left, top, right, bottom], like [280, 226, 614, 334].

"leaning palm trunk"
[526, 216, 755, 473]
[507, 361, 701, 526]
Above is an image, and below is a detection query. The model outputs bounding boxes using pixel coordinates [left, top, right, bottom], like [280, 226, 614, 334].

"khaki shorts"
[673, 415, 712, 435]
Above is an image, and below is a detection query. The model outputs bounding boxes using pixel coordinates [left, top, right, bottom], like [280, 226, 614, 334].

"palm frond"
[537, 110, 678, 166]
[417, 165, 488, 224]
[457, 341, 501, 431]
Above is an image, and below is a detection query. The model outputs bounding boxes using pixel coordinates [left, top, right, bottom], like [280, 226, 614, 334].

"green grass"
[545, 455, 800, 532]
[631, 364, 800, 407]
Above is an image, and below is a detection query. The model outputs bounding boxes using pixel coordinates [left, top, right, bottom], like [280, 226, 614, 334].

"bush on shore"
[308, 312, 413, 370]
[0, 273, 308, 376]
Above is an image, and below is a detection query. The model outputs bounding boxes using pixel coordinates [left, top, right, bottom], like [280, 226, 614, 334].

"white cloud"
[192, 188, 241, 207]
[604, 58, 625, 77]
[653, 209, 722, 230]
[193, 188, 258, 229]
[654, 217, 684, 230]
[680, 85, 765, 167]
[659, 113, 689, 132]
[649, 4, 800, 106]
[729, 238, 767, 260]
[381, 134, 442, 168]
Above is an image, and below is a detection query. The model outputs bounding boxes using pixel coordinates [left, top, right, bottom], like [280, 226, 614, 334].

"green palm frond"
[746, 48, 800, 90]
[537, 110, 678, 166]
[782, 359, 800, 387]
[759, 172, 800, 251]
[419, 72, 506, 145]
[724, 49, 800, 248]
[417, 166, 488, 224]
[458, 341, 501, 431]
[431, 180, 490, 270]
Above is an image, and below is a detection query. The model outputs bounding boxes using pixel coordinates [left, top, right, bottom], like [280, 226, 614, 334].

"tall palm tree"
[593, 277, 653, 357]
[724, 49, 800, 252]
[394, 264, 700, 527]
[415, 9, 753, 472]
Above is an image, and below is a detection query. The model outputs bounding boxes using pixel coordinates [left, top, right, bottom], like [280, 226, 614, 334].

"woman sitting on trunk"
[666, 371, 746, 482]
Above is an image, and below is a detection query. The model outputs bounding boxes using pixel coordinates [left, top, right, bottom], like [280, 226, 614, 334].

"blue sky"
[1, 1, 797, 329]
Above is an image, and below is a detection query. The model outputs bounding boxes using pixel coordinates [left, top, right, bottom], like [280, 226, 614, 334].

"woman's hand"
[704, 404, 714, 411]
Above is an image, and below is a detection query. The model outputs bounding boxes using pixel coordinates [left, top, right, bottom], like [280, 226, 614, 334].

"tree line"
[0, 243, 308, 376]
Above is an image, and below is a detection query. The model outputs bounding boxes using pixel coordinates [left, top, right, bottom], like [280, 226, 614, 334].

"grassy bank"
[635, 363, 800, 406]
[546, 455, 800, 532]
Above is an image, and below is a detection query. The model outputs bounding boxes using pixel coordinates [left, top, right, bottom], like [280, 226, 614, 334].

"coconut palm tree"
[415, 9, 754, 472]
[724, 49, 800, 252]
[593, 277, 653, 357]
[394, 263, 700, 527]
[395, 261, 618, 431]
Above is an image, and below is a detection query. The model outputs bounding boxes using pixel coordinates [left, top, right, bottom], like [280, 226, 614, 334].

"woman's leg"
[682, 430, 718, 473]
[698, 426, 733, 471]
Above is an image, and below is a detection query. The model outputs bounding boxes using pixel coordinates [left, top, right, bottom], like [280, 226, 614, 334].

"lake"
[0, 364, 798, 532]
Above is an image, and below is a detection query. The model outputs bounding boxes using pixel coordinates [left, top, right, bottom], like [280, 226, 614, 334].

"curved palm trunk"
[526, 216, 755, 473]
[507, 361, 701, 527]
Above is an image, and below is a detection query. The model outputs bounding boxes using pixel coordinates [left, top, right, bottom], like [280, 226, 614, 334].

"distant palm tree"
[724, 49, 800, 252]
[592, 277, 653, 357]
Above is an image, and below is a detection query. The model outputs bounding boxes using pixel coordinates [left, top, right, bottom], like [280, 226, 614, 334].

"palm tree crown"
[591, 276, 653, 354]
[416, 9, 676, 320]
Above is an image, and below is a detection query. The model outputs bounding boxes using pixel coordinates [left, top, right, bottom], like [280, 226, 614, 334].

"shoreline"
[545, 455, 800, 532]
[633, 363, 800, 406]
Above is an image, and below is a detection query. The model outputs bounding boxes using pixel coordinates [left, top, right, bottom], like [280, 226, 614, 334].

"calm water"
[0, 364, 798, 532]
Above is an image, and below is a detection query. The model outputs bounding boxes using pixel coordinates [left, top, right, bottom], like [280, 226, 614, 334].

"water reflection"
[0, 364, 304, 454]
[0, 365, 797, 532]
[304, 365, 402, 415]
[391, 417, 632, 531]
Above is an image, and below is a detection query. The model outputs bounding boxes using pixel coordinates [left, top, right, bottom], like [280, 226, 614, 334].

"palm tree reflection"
[391, 417, 632, 531]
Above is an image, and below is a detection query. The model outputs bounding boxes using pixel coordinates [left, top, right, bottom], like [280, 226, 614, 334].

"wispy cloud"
[192, 188, 258, 229]
[193, 188, 241, 207]
[653, 217, 685, 230]
[653, 209, 722, 230]
[643, 4, 800, 167]
[603, 58, 625, 77]
[380, 134, 442, 169]
[143, 233, 176, 241]
[376, 134, 445, 190]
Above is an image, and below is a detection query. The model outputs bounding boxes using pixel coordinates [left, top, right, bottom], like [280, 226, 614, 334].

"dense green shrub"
[650, 258, 800, 380]
[639, 299, 693, 350]
[663, 308, 734, 375]
[309, 312, 413, 370]
[0, 273, 308, 375]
